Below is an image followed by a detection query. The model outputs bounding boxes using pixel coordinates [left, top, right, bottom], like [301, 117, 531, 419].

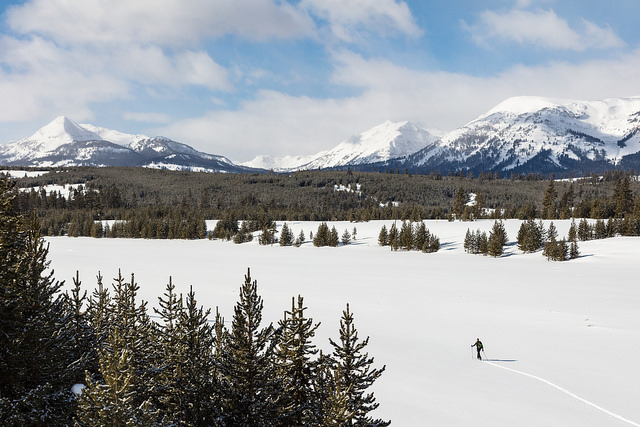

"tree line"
[0, 178, 389, 426]
[3, 167, 639, 239]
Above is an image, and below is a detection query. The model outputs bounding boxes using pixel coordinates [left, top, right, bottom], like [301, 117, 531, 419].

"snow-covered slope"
[408, 96, 640, 173]
[45, 219, 640, 426]
[244, 120, 439, 171]
[0, 116, 255, 172]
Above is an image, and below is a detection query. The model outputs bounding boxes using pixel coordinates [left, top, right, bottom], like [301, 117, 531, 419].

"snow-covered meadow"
[45, 219, 640, 426]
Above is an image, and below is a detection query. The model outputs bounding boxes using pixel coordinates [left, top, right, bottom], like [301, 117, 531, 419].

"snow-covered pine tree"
[328, 304, 390, 427]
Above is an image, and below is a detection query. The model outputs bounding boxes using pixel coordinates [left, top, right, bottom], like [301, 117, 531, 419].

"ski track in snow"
[485, 361, 640, 427]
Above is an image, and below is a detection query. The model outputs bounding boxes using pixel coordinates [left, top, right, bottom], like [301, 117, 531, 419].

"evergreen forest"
[0, 177, 390, 426]
[2, 167, 640, 240]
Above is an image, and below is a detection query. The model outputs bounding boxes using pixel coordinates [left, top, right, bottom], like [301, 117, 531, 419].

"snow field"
[45, 219, 640, 426]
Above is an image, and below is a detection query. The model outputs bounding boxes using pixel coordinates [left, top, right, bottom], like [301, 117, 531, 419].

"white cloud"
[6, 0, 316, 46]
[158, 48, 640, 162]
[467, 8, 625, 51]
[301, 0, 422, 44]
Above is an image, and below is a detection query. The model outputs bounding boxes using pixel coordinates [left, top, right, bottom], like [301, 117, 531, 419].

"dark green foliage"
[613, 176, 634, 218]
[234, 220, 255, 244]
[517, 219, 544, 253]
[452, 186, 467, 219]
[280, 222, 294, 246]
[341, 229, 352, 245]
[464, 228, 488, 255]
[7, 167, 640, 240]
[217, 269, 279, 426]
[541, 178, 558, 219]
[578, 218, 593, 241]
[274, 296, 320, 426]
[329, 226, 340, 247]
[379, 221, 440, 253]
[258, 221, 277, 245]
[378, 225, 388, 246]
[328, 304, 390, 427]
[0, 178, 77, 426]
[212, 212, 239, 240]
[313, 222, 331, 247]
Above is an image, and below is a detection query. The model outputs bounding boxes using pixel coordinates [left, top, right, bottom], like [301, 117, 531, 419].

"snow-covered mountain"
[401, 96, 640, 174]
[0, 116, 258, 173]
[243, 120, 440, 171]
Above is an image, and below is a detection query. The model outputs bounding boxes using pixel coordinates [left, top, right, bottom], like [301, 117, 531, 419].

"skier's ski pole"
[482, 349, 488, 361]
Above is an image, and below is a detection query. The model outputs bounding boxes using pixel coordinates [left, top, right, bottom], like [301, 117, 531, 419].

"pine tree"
[75, 325, 158, 426]
[280, 222, 294, 246]
[218, 269, 279, 426]
[0, 178, 76, 425]
[399, 220, 414, 250]
[64, 272, 97, 389]
[274, 296, 320, 426]
[577, 218, 592, 241]
[377, 225, 388, 246]
[541, 178, 558, 219]
[487, 220, 507, 257]
[313, 222, 330, 247]
[328, 304, 390, 427]
[388, 222, 399, 251]
[414, 222, 427, 251]
[452, 186, 466, 219]
[175, 286, 219, 425]
[341, 229, 352, 245]
[464, 228, 472, 253]
[329, 226, 340, 247]
[613, 175, 633, 218]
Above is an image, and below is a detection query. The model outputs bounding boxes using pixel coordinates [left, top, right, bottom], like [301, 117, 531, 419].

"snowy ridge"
[407, 96, 640, 173]
[0, 116, 249, 172]
[246, 120, 439, 171]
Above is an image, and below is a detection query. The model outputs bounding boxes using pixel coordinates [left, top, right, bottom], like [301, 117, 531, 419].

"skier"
[471, 338, 483, 360]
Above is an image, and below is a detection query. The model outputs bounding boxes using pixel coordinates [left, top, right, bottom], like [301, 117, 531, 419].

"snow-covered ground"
[45, 219, 640, 426]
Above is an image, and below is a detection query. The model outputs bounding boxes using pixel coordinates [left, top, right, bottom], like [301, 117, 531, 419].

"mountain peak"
[28, 116, 103, 148]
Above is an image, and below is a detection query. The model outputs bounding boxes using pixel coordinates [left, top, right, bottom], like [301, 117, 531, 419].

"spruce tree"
[0, 178, 76, 425]
[280, 222, 294, 246]
[541, 178, 558, 219]
[175, 286, 219, 425]
[377, 225, 388, 246]
[399, 221, 413, 250]
[314, 353, 353, 426]
[341, 229, 352, 245]
[274, 296, 320, 426]
[329, 226, 340, 247]
[328, 304, 390, 427]
[218, 269, 279, 426]
[452, 186, 466, 219]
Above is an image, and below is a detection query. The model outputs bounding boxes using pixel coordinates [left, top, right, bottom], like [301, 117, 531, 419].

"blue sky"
[2, 0, 640, 162]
